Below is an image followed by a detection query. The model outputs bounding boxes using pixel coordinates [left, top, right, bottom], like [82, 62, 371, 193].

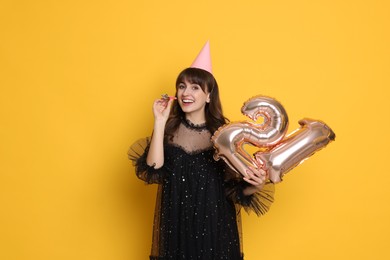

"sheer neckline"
[170, 120, 212, 154]
[182, 117, 207, 131]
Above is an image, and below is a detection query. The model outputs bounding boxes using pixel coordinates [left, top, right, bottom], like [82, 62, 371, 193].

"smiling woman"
[166, 67, 224, 139]
[128, 43, 275, 259]
[1, 1, 389, 259]
[176, 79, 210, 118]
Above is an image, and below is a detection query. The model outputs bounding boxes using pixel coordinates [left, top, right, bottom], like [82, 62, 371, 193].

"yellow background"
[1, 1, 389, 259]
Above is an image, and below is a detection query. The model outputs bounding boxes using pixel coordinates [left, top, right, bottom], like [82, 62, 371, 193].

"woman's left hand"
[243, 166, 268, 192]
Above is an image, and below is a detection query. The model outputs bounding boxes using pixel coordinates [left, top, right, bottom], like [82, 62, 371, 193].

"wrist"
[154, 118, 167, 127]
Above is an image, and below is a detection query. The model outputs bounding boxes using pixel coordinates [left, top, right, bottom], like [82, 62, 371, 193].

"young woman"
[128, 67, 274, 259]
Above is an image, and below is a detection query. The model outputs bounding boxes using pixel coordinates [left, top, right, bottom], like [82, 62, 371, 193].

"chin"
[181, 108, 193, 113]
[179, 104, 192, 112]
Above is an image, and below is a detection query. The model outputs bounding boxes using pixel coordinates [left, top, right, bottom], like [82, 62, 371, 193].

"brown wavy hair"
[165, 67, 229, 140]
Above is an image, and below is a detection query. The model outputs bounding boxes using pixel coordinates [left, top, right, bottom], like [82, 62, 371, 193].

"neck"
[185, 112, 206, 125]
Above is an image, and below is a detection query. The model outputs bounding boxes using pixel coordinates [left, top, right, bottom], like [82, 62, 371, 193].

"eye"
[178, 84, 186, 89]
[192, 85, 200, 90]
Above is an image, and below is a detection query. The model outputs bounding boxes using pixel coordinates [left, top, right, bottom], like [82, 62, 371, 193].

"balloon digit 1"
[212, 96, 335, 183]
[255, 118, 335, 183]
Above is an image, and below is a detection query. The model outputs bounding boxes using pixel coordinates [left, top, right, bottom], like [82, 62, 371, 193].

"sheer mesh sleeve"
[127, 137, 166, 184]
[224, 166, 275, 216]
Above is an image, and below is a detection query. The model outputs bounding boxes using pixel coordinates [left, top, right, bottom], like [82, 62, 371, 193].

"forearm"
[146, 120, 166, 168]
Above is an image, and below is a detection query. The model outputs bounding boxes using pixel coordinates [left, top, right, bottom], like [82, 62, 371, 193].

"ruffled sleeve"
[224, 167, 275, 216]
[127, 137, 166, 184]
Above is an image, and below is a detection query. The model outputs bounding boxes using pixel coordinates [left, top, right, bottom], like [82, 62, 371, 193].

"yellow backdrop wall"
[1, 0, 389, 259]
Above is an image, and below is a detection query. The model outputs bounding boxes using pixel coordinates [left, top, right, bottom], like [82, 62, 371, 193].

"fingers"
[161, 97, 175, 114]
[154, 97, 170, 110]
[248, 166, 267, 178]
[243, 167, 267, 186]
[155, 95, 176, 107]
[243, 177, 261, 186]
[152, 95, 176, 119]
[165, 96, 175, 107]
[153, 99, 167, 113]
[157, 98, 168, 108]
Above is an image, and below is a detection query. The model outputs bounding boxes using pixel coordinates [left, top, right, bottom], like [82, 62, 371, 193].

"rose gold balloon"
[212, 96, 288, 178]
[212, 95, 336, 182]
[255, 118, 336, 183]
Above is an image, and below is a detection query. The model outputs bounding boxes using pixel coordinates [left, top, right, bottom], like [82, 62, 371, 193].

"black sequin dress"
[128, 119, 275, 260]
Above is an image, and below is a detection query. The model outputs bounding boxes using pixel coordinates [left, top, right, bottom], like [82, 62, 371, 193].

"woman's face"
[177, 79, 210, 117]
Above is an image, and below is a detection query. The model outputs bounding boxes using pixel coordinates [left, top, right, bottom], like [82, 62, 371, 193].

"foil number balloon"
[211, 96, 335, 183]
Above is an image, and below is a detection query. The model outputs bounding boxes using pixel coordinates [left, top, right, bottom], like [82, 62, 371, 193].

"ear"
[206, 93, 211, 103]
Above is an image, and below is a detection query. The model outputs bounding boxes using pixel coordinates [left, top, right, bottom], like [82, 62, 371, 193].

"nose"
[182, 87, 190, 95]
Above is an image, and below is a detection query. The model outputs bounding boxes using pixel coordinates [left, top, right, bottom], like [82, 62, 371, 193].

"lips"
[181, 98, 195, 106]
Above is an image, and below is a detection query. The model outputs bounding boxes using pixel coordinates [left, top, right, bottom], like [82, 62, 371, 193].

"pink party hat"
[191, 41, 212, 74]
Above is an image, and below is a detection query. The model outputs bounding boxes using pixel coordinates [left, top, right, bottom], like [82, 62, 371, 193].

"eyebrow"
[178, 81, 200, 87]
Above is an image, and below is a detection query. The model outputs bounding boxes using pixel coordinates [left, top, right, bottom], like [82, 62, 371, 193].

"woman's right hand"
[147, 96, 176, 168]
[152, 96, 175, 123]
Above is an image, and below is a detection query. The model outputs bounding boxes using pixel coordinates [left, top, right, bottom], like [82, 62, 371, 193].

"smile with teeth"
[182, 99, 194, 104]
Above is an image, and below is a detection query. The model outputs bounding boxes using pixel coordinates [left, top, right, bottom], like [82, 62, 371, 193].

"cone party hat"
[190, 41, 212, 74]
